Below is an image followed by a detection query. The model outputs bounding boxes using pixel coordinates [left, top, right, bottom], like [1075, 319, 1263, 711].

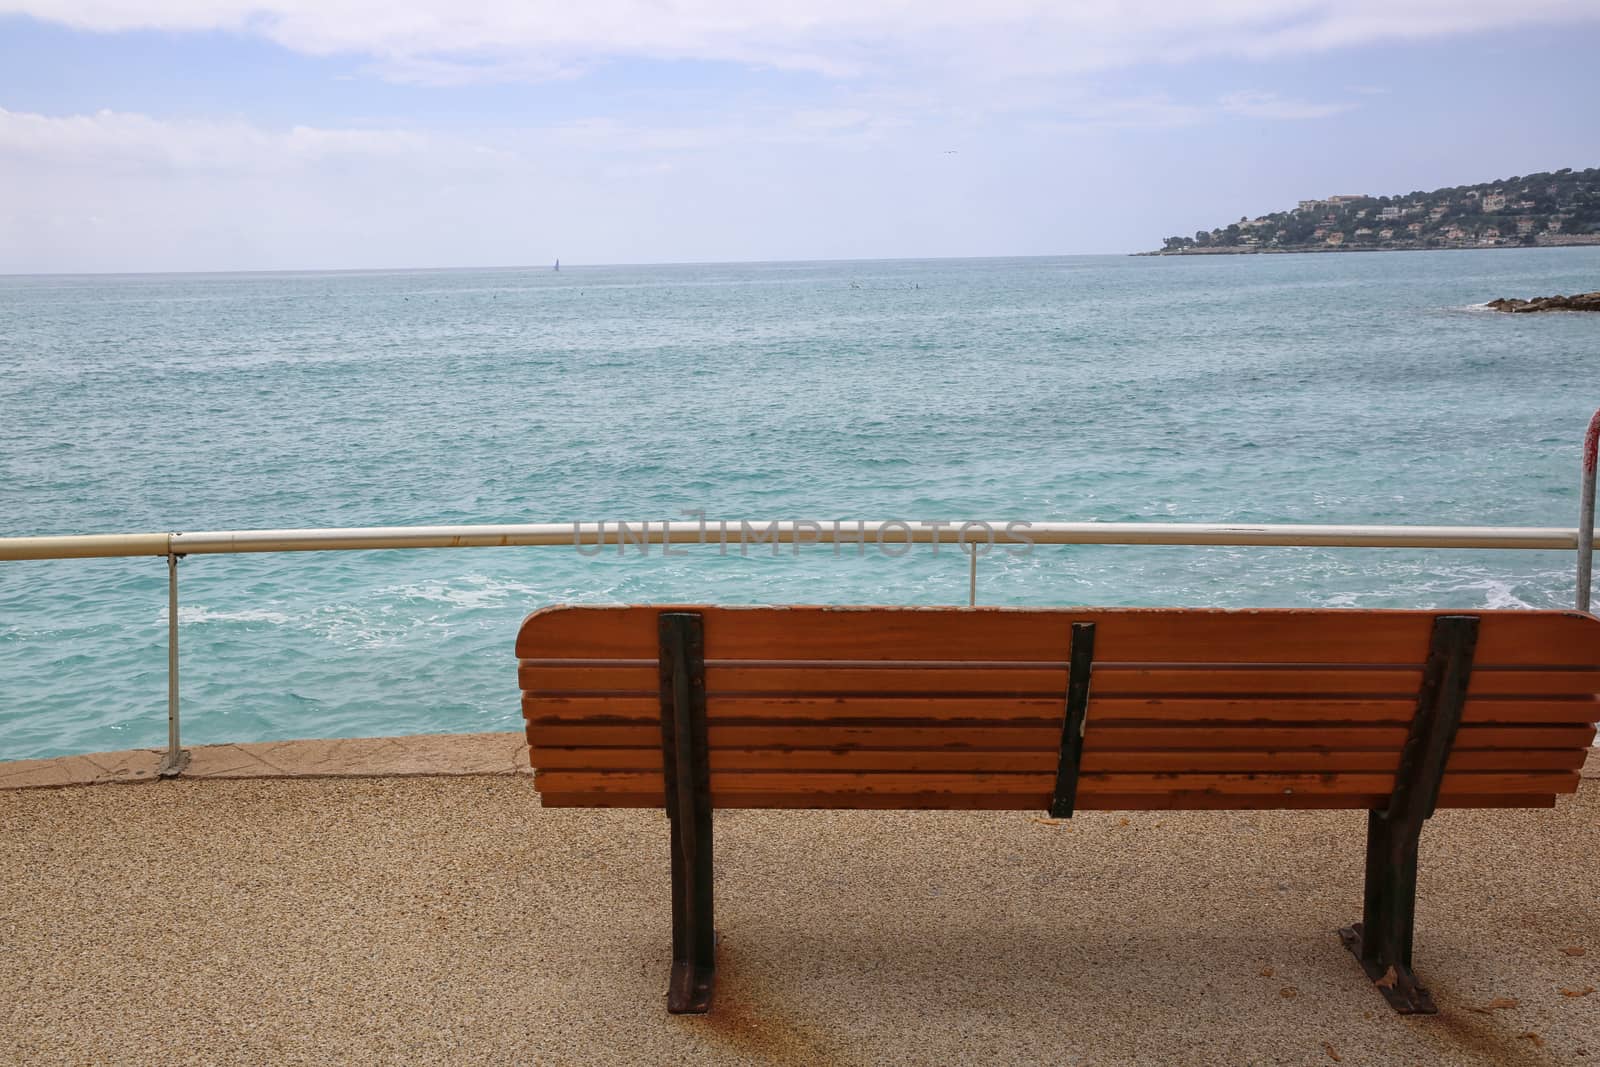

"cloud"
[0, 106, 437, 172]
[5, 1, 1598, 84]
[0, 105, 559, 273]
[1219, 90, 1355, 120]
[791, 108, 874, 132]
[0, 102, 906, 185]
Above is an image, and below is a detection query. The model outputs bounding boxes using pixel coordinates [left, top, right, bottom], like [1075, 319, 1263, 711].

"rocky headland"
[1485, 291, 1600, 313]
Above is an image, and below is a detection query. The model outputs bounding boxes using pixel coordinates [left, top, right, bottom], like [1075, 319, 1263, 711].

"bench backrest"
[516, 606, 1600, 811]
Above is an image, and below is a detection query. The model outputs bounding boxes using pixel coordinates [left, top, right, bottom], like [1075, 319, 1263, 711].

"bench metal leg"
[1340, 812, 1430, 1012]
[1340, 614, 1478, 1015]
[660, 612, 715, 1014]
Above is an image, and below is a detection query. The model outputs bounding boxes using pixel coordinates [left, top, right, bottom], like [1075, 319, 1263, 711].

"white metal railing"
[3, 519, 1600, 562]
[1, 519, 1600, 560]
[3, 409, 1598, 777]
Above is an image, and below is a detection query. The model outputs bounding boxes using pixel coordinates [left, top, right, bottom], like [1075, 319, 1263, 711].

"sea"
[3, 249, 1599, 760]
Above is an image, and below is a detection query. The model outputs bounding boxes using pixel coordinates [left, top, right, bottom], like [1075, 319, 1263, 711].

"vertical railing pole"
[1578, 409, 1600, 612]
[158, 550, 189, 777]
[966, 544, 978, 606]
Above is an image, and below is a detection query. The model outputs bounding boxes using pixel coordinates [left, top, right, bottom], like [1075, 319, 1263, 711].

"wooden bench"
[516, 605, 1600, 1015]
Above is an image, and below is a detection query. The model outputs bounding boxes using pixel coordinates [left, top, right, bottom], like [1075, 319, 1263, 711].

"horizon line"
[0, 250, 1140, 280]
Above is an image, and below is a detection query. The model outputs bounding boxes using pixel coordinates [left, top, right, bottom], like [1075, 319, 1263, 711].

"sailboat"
[554, 259, 560, 272]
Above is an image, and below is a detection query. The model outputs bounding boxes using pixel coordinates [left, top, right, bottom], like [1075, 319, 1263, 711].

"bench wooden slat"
[1072, 793, 1560, 812]
[1091, 697, 1600, 724]
[529, 746, 1585, 774]
[519, 663, 1600, 699]
[531, 768, 1580, 802]
[534, 790, 1561, 811]
[522, 693, 1598, 725]
[516, 606, 1600, 666]
[1102, 667, 1600, 697]
[525, 721, 1597, 752]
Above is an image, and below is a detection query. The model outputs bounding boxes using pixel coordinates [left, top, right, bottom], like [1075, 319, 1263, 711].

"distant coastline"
[1135, 235, 1600, 256]
[1142, 166, 1599, 256]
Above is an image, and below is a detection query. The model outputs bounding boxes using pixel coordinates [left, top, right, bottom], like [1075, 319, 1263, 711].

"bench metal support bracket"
[1049, 622, 1096, 818]
[1340, 614, 1478, 1014]
[659, 611, 715, 1014]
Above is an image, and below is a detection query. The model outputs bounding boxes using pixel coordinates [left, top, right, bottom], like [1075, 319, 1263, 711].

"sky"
[2, 2, 1599, 273]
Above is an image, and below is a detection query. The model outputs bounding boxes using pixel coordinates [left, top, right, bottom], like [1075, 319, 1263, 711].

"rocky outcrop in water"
[1485, 291, 1600, 313]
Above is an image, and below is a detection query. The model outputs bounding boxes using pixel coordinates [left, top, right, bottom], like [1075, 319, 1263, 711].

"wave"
[386, 575, 554, 610]
[1447, 577, 1537, 610]
[169, 606, 293, 625]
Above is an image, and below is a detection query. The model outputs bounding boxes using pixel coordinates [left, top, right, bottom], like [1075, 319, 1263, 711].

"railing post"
[1578, 409, 1600, 612]
[967, 544, 978, 607]
[157, 550, 189, 777]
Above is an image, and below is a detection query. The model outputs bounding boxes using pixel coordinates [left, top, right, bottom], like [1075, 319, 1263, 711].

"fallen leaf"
[1030, 816, 1061, 826]
[1521, 1032, 1546, 1049]
[1563, 946, 1587, 957]
[1322, 1041, 1342, 1062]
[1467, 997, 1520, 1012]
[1280, 987, 1298, 999]
[1560, 986, 1597, 998]
[1259, 966, 1275, 978]
[1374, 967, 1398, 990]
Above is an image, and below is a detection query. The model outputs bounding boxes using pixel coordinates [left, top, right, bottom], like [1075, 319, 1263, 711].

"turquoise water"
[3, 250, 1599, 759]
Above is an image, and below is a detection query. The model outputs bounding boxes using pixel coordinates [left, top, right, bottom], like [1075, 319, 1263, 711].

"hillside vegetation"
[1152, 167, 1600, 254]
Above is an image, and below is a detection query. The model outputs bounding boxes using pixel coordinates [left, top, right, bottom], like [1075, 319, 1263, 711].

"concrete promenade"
[1, 735, 1597, 1065]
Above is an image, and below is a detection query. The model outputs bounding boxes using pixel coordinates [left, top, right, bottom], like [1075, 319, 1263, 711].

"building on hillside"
[1429, 206, 1449, 220]
[1406, 222, 1424, 233]
[1517, 217, 1537, 235]
[1379, 206, 1403, 220]
[1483, 194, 1507, 212]
[1326, 232, 1345, 246]
[1378, 228, 1395, 239]
[1548, 217, 1566, 234]
[1354, 227, 1374, 237]
[1298, 199, 1328, 212]
[1327, 195, 1368, 205]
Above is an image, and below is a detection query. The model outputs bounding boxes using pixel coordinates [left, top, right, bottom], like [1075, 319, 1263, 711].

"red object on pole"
[1577, 410, 1600, 611]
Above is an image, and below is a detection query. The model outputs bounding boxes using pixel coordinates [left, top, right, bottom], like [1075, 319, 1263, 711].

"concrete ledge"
[0, 732, 533, 789]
